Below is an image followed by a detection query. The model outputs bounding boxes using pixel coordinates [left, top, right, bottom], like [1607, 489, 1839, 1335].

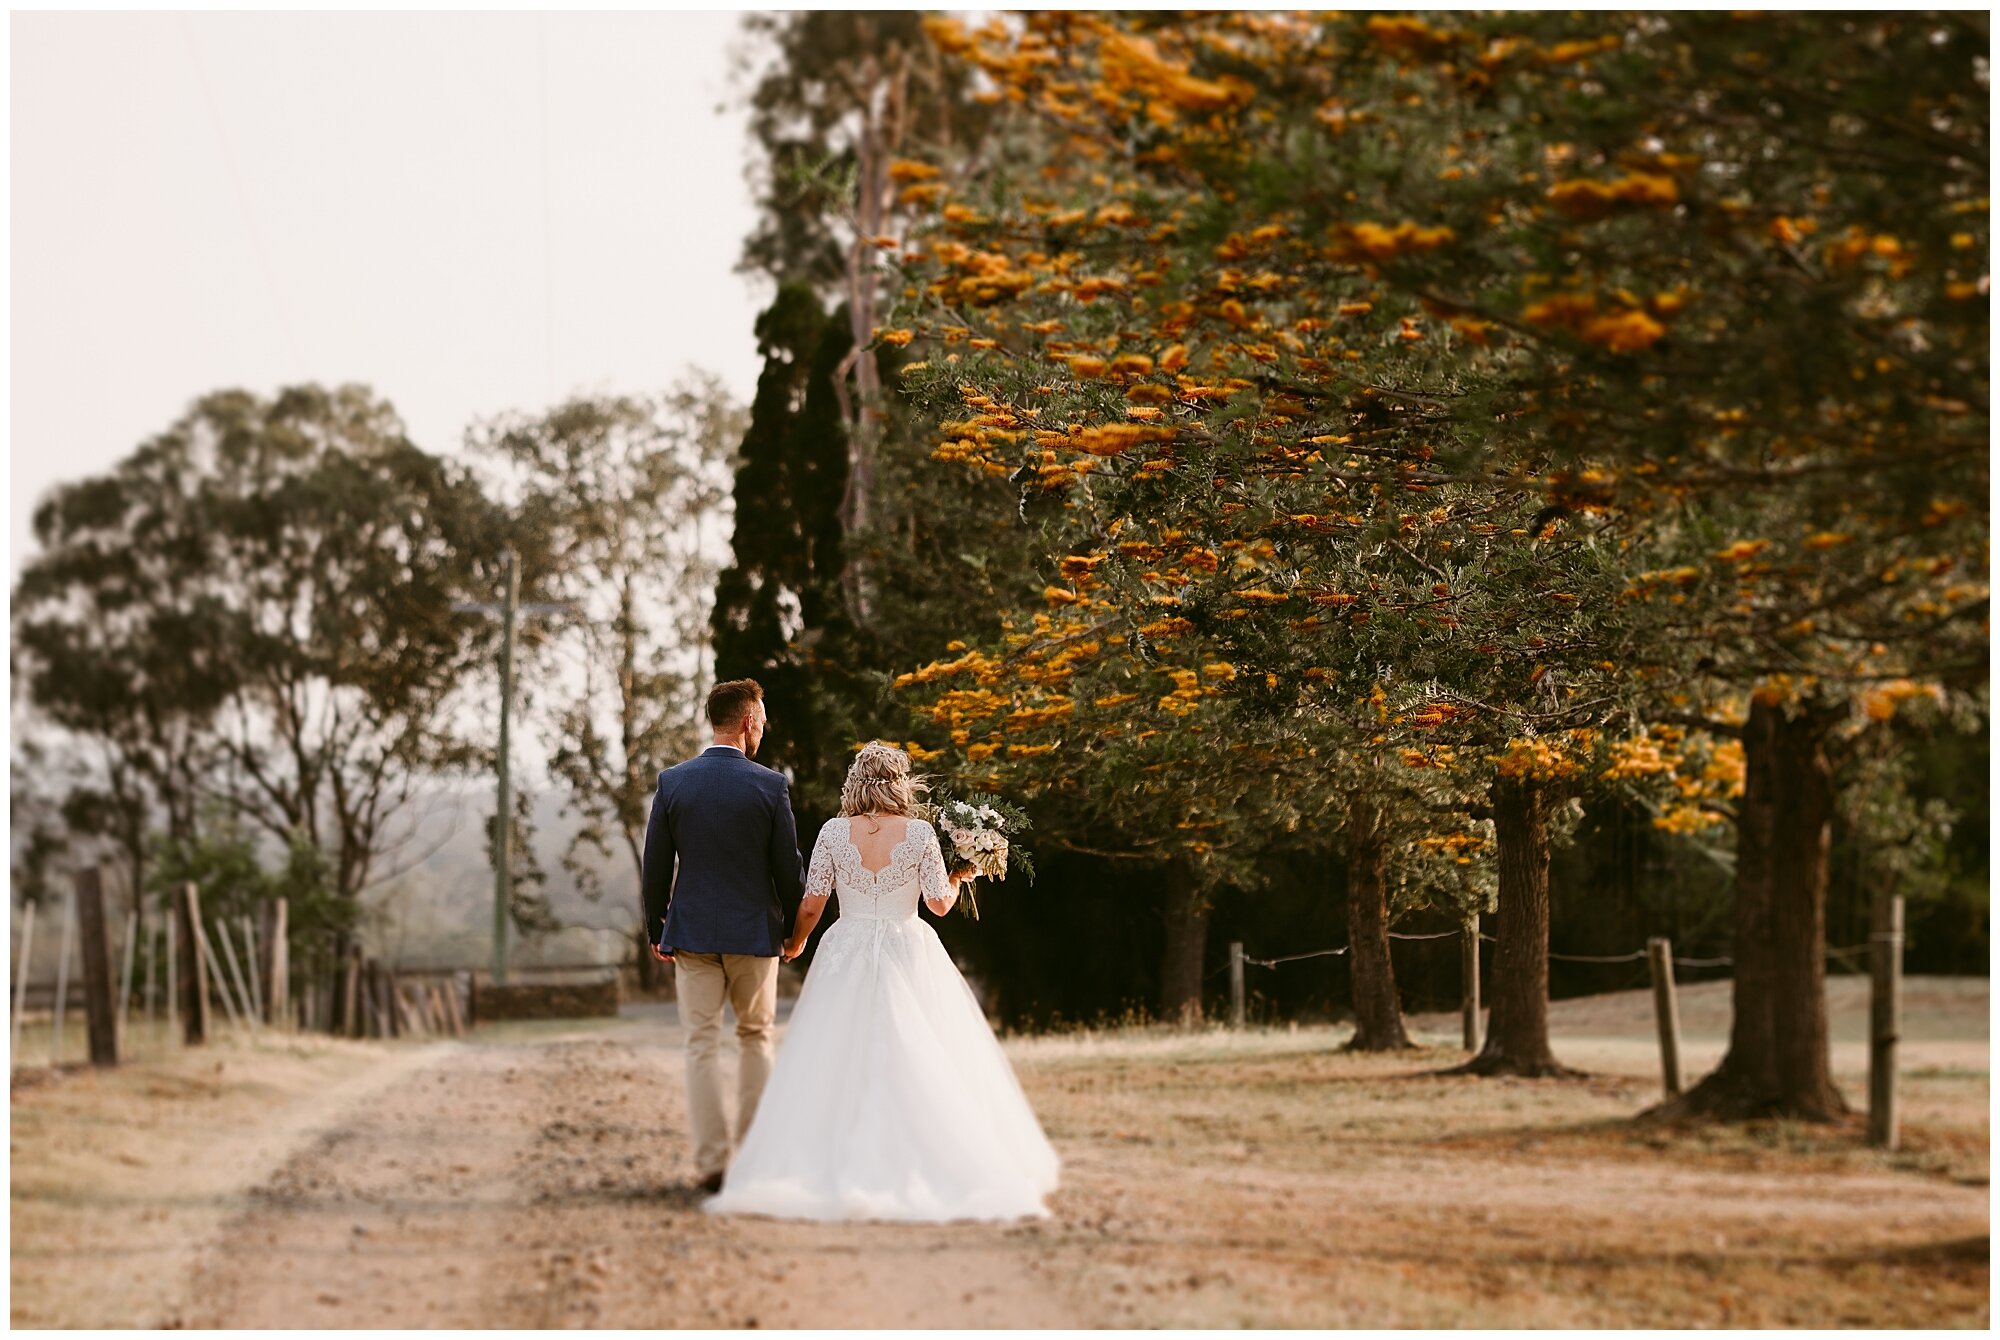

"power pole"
[454, 548, 572, 988]
[496, 547, 519, 986]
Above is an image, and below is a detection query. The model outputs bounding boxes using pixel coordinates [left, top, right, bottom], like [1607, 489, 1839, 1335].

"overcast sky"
[9, 9, 770, 578]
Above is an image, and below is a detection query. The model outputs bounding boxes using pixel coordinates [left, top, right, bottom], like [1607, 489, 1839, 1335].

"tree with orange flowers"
[884, 12, 1983, 1106]
[893, 613, 1309, 1024]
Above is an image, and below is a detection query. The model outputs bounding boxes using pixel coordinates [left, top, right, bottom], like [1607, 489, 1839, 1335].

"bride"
[702, 742, 1060, 1222]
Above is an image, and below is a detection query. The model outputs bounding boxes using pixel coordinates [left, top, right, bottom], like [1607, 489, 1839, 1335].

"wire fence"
[1224, 900, 1911, 1153]
[1235, 933, 1877, 974]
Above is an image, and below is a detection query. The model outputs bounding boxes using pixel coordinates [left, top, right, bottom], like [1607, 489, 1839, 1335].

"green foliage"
[484, 787, 560, 941]
[15, 383, 515, 907]
[710, 284, 867, 816]
[723, 11, 1990, 1021]
[147, 813, 353, 979]
[734, 10, 994, 294]
[470, 382, 742, 897]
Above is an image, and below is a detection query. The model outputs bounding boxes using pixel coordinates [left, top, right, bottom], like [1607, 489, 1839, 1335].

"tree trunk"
[1655, 697, 1849, 1121]
[633, 925, 660, 992]
[1451, 777, 1574, 1077]
[1158, 863, 1208, 1026]
[329, 929, 352, 1034]
[1344, 798, 1413, 1051]
[830, 40, 909, 625]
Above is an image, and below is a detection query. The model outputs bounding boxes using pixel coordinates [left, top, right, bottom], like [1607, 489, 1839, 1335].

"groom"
[642, 678, 805, 1193]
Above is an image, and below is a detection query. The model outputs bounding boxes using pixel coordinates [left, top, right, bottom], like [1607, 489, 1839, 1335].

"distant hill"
[354, 783, 641, 971]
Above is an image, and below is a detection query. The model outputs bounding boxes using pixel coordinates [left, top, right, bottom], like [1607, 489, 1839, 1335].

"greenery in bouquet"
[917, 787, 1035, 918]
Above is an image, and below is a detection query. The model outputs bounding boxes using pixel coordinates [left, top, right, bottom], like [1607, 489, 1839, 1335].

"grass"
[992, 980, 1989, 1327]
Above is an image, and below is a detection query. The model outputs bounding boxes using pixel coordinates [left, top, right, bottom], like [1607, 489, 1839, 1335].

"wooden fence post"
[142, 908, 159, 1023]
[234, 924, 266, 1032]
[117, 908, 139, 1034]
[195, 919, 242, 1032]
[449, 974, 469, 1035]
[166, 915, 179, 1038]
[1647, 937, 1683, 1096]
[213, 919, 256, 1028]
[323, 957, 337, 1034]
[75, 867, 120, 1066]
[11, 899, 35, 1062]
[1228, 942, 1246, 1029]
[175, 883, 208, 1045]
[385, 965, 401, 1039]
[262, 900, 289, 1031]
[1462, 911, 1482, 1052]
[1869, 895, 1904, 1150]
[398, 984, 427, 1038]
[343, 946, 363, 1038]
[51, 885, 76, 1066]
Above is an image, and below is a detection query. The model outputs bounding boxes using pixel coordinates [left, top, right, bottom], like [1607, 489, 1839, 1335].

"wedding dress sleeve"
[916, 819, 957, 913]
[803, 819, 838, 901]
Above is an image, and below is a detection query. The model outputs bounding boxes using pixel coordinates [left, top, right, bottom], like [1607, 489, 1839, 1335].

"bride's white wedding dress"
[701, 816, 1060, 1222]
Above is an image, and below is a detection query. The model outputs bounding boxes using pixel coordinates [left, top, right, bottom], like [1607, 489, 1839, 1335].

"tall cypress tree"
[710, 283, 860, 815]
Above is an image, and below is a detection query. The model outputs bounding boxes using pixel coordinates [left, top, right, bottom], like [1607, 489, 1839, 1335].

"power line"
[1242, 946, 1346, 970]
[536, 11, 556, 404]
[1238, 936, 1882, 974]
[178, 15, 306, 380]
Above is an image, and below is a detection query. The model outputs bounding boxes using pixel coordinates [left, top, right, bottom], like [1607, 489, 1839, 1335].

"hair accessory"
[852, 741, 910, 774]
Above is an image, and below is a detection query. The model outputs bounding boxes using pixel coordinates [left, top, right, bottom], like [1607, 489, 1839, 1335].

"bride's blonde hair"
[840, 741, 927, 818]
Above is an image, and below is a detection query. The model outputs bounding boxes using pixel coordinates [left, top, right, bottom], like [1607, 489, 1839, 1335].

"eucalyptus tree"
[470, 379, 741, 972]
[735, 10, 1000, 612]
[15, 418, 242, 880]
[17, 385, 513, 941]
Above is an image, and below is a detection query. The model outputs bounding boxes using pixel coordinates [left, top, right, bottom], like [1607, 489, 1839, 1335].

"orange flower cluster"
[1096, 29, 1254, 119]
[1058, 423, 1178, 457]
[1601, 732, 1679, 780]
[1338, 220, 1457, 262]
[1364, 15, 1464, 59]
[1860, 679, 1943, 722]
[1489, 736, 1586, 781]
[1418, 830, 1486, 863]
[1653, 804, 1728, 835]
[1521, 292, 1672, 352]
[1546, 172, 1680, 221]
[924, 242, 1039, 307]
[892, 647, 1004, 690]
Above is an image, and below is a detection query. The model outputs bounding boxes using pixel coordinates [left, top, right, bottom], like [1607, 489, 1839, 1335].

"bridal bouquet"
[918, 788, 1035, 919]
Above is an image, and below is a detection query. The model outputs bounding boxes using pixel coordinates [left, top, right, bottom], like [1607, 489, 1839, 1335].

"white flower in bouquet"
[942, 822, 1010, 879]
[916, 787, 1034, 918]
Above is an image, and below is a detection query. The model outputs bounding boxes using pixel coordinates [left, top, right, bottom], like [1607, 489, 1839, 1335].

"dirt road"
[14, 978, 1990, 1328]
[181, 1015, 1077, 1329]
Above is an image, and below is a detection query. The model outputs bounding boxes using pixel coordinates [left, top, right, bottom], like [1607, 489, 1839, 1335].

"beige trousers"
[674, 952, 779, 1178]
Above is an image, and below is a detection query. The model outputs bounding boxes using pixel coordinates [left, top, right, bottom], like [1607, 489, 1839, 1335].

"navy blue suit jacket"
[642, 746, 805, 957]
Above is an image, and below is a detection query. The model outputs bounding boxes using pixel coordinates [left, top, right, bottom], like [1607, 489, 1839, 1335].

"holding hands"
[783, 867, 976, 962]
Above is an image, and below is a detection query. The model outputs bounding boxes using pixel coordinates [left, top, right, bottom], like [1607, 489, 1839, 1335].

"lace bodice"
[804, 816, 953, 920]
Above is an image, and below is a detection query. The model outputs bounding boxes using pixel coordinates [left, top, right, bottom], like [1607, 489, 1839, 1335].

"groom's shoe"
[696, 1171, 724, 1195]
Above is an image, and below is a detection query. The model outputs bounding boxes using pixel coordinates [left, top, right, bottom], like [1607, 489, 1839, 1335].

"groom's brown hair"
[706, 678, 764, 730]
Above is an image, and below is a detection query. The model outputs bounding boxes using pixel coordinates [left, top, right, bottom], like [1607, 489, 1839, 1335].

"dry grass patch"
[10, 1030, 436, 1328]
[1003, 983, 1988, 1327]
